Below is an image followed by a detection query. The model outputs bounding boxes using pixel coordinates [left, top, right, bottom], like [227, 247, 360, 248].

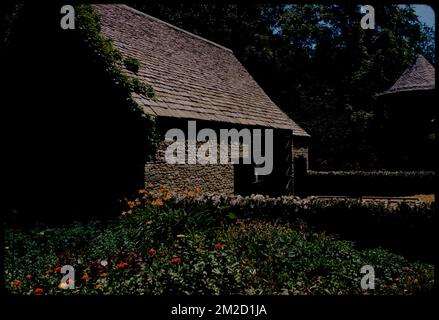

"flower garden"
[5, 186, 435, 295]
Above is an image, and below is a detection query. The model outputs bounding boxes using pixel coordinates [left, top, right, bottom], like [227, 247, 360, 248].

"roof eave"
[377, 86, 435, 97]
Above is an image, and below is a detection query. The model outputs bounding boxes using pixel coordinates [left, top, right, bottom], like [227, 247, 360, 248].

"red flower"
[54, 267, 62, 272]
[34, 288, 44, 295]
[82, 274, 90, 281]
[25, 275, 33, 279]
[214, 244, 222, 250]
[116, 262, 128, 269]
[170, 257, 182, 264]
[148, 248, 157, 255]
[11, 281, 22, 287]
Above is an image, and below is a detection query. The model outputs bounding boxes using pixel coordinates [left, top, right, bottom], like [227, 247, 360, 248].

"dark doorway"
[294, 156, 308, 197]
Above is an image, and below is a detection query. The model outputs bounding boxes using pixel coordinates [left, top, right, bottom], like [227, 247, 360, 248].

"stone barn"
[5, 4, 309, 222]
[93, 4, 310, 196]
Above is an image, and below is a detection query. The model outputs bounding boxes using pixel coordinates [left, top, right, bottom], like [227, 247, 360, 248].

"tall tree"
[109, 4, 438, 169]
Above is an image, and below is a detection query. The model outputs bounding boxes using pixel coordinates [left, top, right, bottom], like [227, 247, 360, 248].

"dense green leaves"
[136, 4, 435, 170]
[76, 5, 155, 102]
[5, 217, 433, 295]
[5, 190, 434, 295]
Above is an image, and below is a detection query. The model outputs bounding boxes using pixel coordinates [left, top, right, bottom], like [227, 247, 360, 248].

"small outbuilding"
[377, 54, 436, 170]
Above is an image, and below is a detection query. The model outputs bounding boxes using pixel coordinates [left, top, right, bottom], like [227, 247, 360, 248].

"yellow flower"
[151, 198, 164, 206]
[176, 234, 185, 238]
[5, 246, 9, 250]
[147, 220, 153, 225]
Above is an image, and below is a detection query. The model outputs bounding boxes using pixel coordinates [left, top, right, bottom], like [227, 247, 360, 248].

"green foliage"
[163, 191, 436, 261]
[76, 4, 158, 158]
[76, 5, 121, 71]
[5, 217, 433, 295]
[129, 78, 155, 97]
[4, 190, 434, 295]
[76, 4, 155, 101]
[123, 57, 140, 74]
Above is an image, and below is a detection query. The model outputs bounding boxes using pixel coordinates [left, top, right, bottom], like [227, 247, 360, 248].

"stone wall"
[292, 135, 310, 196]
[145, 162, 234, 195]
[144, 118, 307, 196]
[293, 136, 309, 170]
[145, 138, 235, 195]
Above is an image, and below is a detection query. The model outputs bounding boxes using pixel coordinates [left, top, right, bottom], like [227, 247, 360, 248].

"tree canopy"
[136, 4, 435, 170]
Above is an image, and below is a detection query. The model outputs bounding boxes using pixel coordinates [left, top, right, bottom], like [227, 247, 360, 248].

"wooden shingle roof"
[93, 4, 310, 137]
[379, 55, 435, 96]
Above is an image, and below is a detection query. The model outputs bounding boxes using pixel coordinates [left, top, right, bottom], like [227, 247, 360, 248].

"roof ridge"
[118, 4, 233, 53]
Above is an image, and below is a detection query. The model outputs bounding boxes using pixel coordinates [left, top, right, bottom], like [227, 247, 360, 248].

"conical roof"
[379, 55, 435, 95]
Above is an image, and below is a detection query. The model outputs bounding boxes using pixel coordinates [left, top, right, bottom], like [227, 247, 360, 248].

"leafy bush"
[174, 193, 435, 260]
[102, 188, 435, 260]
